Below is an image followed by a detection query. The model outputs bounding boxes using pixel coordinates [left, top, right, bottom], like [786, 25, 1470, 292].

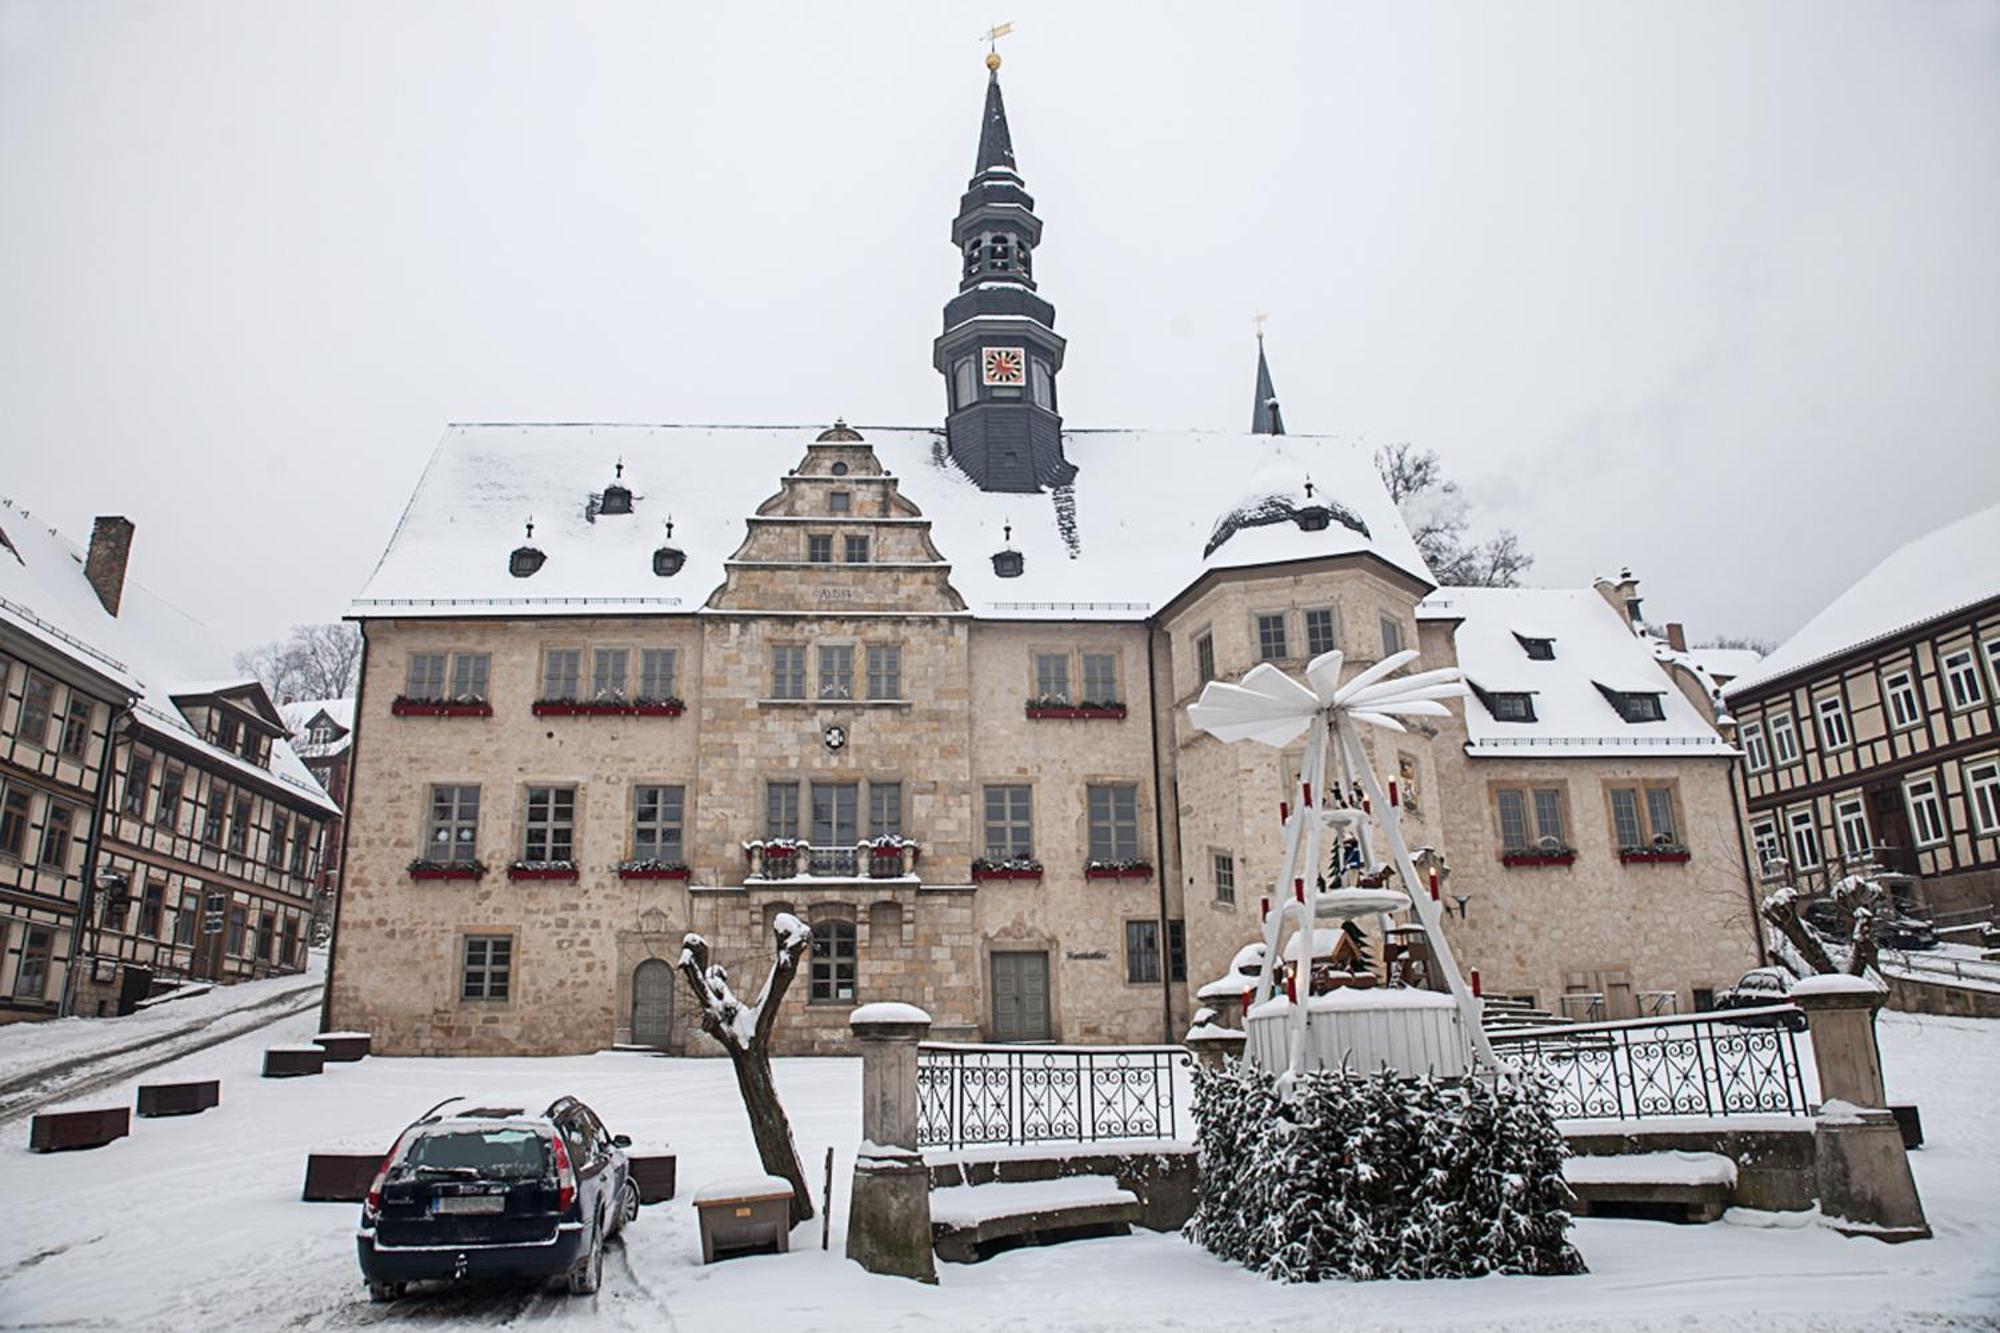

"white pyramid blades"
[1187, 662, 1321, 746]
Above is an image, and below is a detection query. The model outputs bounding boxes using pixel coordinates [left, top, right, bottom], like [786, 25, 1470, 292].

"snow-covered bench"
[1563, 1150, 1736, 1224]
[930, 1174, 1140, 1263]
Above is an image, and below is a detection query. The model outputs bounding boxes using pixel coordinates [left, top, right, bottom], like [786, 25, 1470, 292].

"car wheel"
[567, 1216, 604, 1295]
[615, 1178, 641, 1233]
[366, 1281, 405, 1304]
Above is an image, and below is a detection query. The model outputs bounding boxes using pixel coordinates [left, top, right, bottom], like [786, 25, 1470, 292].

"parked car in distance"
[356, 1095, 639, 1302]
[1713, 967, 1807, 1031]
[1801, 897, 1939, 951]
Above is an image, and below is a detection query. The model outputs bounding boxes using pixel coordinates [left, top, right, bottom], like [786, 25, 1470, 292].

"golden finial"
[981, 21, 1013, 70]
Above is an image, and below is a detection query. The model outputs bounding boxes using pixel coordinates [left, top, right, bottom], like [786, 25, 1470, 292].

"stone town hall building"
[326, 63, 1759, 1055]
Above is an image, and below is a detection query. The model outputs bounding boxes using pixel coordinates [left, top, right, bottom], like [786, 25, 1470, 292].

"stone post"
[1184, 1011, 1247, 1072]
[1791, 975, 1929, 1241]
[844, 1003, 937, 1282]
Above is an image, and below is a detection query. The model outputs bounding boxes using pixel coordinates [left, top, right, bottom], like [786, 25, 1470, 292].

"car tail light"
[363, 1143, 397, 1219]
[550, 1132, 577, 1215]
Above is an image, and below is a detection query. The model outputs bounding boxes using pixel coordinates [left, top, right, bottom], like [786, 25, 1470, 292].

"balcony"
[743, 839, 919, 882]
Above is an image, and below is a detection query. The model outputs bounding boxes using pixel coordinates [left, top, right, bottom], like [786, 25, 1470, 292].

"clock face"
[981, 346, 1026, 386]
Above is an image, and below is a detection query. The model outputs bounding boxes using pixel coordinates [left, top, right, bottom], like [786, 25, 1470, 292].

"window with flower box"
[1034, 653, 1070, 704]
[631, 785, 684, 865]
[407, 653, 447, 701]
[541, 649, 582, 701]
[639, 648, 677, 702]
[425, 784, 481, 865]
[981, 785, 1034, 866]
[592, 648, 629, 700]
[1609, 784, 1685, 861]
[1496, 786, 1570, 864]
[1087, 783, 1142, 867]
[522, 786, 576, 862]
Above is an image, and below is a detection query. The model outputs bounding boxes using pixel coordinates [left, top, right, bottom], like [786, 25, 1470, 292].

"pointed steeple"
[1251, 334, 1286, 435]
[933, 51, 1072, 494]
[976, 64, 1017, 175]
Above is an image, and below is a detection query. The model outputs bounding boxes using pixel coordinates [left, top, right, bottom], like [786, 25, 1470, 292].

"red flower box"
[532, 700, 684, 718]
[971, 866, 1044, 882]
[1619, 848, 1692, 865]
[392, 697, 493, 718]
[507, 864, 580, 882]
[617, 864, 691, 881]
[1500, 850, 1576, 868]
[1025, 704, 1128, 721]
[1085, 863, 1154, 881]
[408, 863, 484, 882]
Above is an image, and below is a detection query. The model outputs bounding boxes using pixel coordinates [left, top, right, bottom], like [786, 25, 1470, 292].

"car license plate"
[434, 1194, 506, 1215]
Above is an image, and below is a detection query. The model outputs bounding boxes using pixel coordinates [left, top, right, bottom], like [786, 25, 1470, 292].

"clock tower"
[932, 55, 1073, 493]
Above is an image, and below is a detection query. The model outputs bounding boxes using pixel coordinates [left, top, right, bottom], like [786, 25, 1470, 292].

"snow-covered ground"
[1, 1008, 1994, 1331]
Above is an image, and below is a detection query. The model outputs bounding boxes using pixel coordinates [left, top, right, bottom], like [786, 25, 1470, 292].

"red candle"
[1260, 897, 1270, 923]
[1279, 801, 1290, 823]
[1428, 868, 1440, 901]
[1469, 968, 1483, 999]
[1303, 783, 1313, 808]
[1389, 780, 1400, 807]
[1293, 877, 1305, 903]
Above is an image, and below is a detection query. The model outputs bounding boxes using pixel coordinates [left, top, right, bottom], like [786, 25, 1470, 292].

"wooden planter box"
[312, 1032, 372, 1062]
[1619, 848, 1692, 865]
[136, 1080, 220, 1117]
[1084, 864, 1154, 881]
[507, 865, 580, 882]
[303, 1150, 380, 1202]
[29, 1106, 130, 1152]
[531, 700, 684, 717]
[972, 866, 1043, 883]
[391, 698, 492, 718]
[617, 865, 691, 882]
[629, 1152, 679, 1203]
[1501, 850, 1576, 868]
[409, 864, 484, 882]
[263, 1045, 327, 1078]
[693, 1178, 793, 1263]
[1026, 704, 1128, 720]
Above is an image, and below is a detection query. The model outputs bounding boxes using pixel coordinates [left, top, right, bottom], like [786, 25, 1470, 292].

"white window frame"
[1963, 759, 2000, 837]
[1814, 693, 1851, 751]
[1786, 807, 1822, 870]
[1941, 647, 1986, 712]
[1741, 721, 1770, 772]
[1835, 798, 1871, 859]
[1903, 775, 1948, 848]
[1769, 713, 1800, 765]
[1750, 818, 1782, 873]
[1883, 670, 1922, 731]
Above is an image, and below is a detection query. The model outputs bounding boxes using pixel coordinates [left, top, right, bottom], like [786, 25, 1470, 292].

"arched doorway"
[632, 958, 676, 1049]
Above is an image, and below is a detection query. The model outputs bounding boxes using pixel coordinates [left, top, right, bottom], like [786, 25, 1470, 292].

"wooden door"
[631, 958, 676, 1049]
[990, 950, 1050, 1042]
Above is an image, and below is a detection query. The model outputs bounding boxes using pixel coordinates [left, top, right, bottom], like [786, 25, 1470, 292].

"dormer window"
[1515, 635, 1555, 660]
[652, 545, 685, 577]
[1597, 685, 1667, 723]
[599, 462, 633, 515]
[1488, 692, 1536, 723]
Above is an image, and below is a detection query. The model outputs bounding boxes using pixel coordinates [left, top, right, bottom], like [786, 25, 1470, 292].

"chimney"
[1666, 622, 1688, 653]
[84, 516, 135, 617]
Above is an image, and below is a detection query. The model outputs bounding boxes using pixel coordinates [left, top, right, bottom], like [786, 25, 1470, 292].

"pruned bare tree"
[1759, 873, 1885, 978]
[678, 916, 815, 1223]
[235, 622, 362, 703]
[1374, 442, 1533, 588]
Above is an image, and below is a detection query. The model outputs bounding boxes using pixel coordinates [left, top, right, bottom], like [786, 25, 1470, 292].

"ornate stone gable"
[706, 425, 968, 617]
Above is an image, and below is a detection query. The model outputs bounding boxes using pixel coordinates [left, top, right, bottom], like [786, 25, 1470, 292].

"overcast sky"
[4, 1, 1997, 658]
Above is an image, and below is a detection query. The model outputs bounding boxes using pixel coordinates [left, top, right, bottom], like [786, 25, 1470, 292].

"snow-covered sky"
[4, 1, 1996, 655]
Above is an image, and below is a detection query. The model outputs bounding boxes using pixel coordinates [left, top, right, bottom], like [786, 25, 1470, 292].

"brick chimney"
[1665, 622, 1688, 653]
[84, 516, 135, 618]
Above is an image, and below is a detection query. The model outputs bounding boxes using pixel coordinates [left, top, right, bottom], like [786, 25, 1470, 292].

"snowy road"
[1, 1005, 1995, 1331]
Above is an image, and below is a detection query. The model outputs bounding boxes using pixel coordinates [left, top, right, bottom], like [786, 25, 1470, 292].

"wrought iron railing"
[915, 1042, 1185, 1150]
[1490, 1004, 1811, 1121]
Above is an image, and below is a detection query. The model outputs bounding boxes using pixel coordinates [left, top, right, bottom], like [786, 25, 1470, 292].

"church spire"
[1250, 332, 1286, 435]
[932, 47, 1072, 494]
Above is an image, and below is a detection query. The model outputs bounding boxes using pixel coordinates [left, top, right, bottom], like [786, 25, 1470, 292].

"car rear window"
[406, 1128, 550, 1179]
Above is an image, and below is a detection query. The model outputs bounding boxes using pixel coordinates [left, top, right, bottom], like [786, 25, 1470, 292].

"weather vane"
[980, 21, 1014, 70]
[1254, 312, 1270, 342]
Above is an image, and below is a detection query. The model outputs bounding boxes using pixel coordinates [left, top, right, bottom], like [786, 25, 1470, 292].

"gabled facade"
[1724, 504, 2000, 922]
[0, 503, 338, 1021]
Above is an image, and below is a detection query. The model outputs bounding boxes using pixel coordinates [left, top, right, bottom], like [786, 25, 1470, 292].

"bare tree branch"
[234, 622, 362, 702]
[1374, 444, 1533, 588]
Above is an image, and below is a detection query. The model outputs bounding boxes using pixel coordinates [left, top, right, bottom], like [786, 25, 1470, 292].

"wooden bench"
[262, 1045, 327, 1078]
[303, 1150, 382, 1202]
[311, 1031, 372, 1063]
[29, 1106, 131, 1152]
[692, 1176, 793, 1263]
[629, 1151, 677, 1203]
[1563, 1151, 1735, 1224]
[930, 1174, 1140, 1264]
[136, 1079, 220, 1118]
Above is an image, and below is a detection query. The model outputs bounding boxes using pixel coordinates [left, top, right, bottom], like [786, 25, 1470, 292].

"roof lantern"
[991, 520, 1024, 578]
[652, 517, 684, 578]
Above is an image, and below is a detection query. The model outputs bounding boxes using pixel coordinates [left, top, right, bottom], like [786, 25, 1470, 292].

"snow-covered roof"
[1420, 586, 1734, 758]
[1682, 647, 1762, 683]
[0, 499, 338, 816]
[282, 697, 355, 759]
[350, 424, 1433, 622]
[1725, 502, 2000, 698]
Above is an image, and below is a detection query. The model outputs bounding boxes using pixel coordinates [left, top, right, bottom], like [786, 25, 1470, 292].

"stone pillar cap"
[849, 1002, 933, 1036]
[1789, 973, 1887, 1010]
